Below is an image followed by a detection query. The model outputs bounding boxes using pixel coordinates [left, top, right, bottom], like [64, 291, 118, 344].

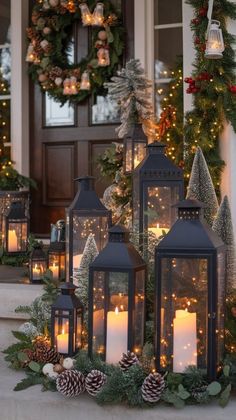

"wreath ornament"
[26, 0, 124, 104]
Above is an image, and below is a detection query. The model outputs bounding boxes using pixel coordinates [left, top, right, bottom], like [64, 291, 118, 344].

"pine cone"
[56, 370, 85, 397]
[26, 28, 38, 40]
[141, 372, 165, 403]
[85, 370, 107, 396]
[191, 385, 209, 403]
[119, 351, 139, 371]
[31, 337, 61, 364]
[49, 66, 63, 80]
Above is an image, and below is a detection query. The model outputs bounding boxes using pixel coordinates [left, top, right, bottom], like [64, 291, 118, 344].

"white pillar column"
[134, 0, 154, 80]
[11, 0, 29, 177]
[182, 1, 194, 114]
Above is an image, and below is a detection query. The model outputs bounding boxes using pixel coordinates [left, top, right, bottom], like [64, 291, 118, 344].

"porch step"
[0, 354, 236, 420]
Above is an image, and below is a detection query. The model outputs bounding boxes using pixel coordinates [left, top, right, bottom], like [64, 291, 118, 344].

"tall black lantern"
[48, 241, 66, 281]
[88, 225, 146, 364]
[4, 202, 29, 254]
[124, 123, 147, 174]
[29, 244, 47, 283]
[155, 200, 226, 380]
[51, 282, 83, 356]
[133, 142, 184, 244]
[66, 176, 111, 279]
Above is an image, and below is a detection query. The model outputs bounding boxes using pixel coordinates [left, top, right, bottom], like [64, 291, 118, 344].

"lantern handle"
[206, 0, 214, 38]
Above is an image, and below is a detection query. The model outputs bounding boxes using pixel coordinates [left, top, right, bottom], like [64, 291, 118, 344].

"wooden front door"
[29, 1, 134, 235]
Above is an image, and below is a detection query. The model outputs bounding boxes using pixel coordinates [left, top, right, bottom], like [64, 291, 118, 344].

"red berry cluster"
[184, 77, 200, 94]
[229, 85, 236, 94]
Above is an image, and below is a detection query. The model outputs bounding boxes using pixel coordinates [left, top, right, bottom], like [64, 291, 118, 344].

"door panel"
[29, 0, 134, 234]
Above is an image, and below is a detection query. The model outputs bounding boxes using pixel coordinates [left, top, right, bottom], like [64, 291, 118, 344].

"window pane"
[155, 0, 182, 25]
[154, 28, 183, 78]
[92, 94, 120, 125]
[45, 93, 75, 127]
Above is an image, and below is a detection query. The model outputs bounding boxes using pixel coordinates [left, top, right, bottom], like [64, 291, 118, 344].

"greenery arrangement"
[184, 0, 236, 195]
[26, 0, 124, 105]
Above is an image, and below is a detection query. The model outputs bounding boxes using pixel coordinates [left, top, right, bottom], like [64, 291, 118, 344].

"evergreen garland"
[184, 0, 236, 195]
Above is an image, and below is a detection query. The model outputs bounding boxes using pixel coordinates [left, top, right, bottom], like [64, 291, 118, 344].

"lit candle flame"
[115, 307, 119, 315]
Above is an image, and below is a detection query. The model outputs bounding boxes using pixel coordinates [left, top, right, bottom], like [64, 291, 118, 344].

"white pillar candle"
[148, 223, 169, 239]
[106, 307, 128, 364]
[32, 264, 41, 280]
[173, 309, 197, 373]
[49, 262, 59, 279]
[57, 332, 69, 354]
[8, 229, 18, 252]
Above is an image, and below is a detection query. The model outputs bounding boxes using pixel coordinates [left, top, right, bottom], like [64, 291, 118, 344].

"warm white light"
[205, 20, 225, 59]
[79, 3, 93, 26]
[92, 2, 104, 26]
[80, 71, 91, 90]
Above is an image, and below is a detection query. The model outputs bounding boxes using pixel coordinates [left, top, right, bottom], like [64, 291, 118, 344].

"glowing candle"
[49, 262, 59, 279]
[70, 77, 78, 95]
[80, 71, 91, 90]
[173, 309, 197, 372]
[57, 330, 69, 354]
[32, 264, 42, 280]
[148, 223, 170, 239]
[106, 307, 128, 364]
[8, 229, 18, 252]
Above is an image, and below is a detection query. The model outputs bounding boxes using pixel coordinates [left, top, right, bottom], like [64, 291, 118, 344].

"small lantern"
[29, 244, 47, 283]
[97, 48, 110, 67]
[79, 2, 93, 25]
[66, 176, 111, 279]
[4, 202, 29, 254]
[48, 241, 66, 281]
[80, 71, 91, 90]
[132, 142, 184, 244]
[155, 199, 226, 380]
[92, 2, 104, 26]
[63, 78, 71, 95]
[88, 225, 146, 363]
[124, 123, 147, 174]
[26, 44, 37, 63]
[70, 76, 78, 95]
[205, 20, 225, 59]
[0, 190, 29, 246]
[51, 282, 83, 356]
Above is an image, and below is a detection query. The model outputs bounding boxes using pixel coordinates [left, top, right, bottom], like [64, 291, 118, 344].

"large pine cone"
[30, 337, 61, 364]
[85, 370, 107, 396]
[56, 370, 85, 397]
[119, 351, 139, 371]
[141, 372, 165, 403]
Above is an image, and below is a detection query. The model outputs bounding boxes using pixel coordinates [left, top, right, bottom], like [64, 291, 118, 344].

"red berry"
[198, 7, 207, 17]
[195, 37, 200, 44]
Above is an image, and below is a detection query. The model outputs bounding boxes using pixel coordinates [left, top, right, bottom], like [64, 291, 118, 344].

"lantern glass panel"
[72, 214, 108, 268]
[76, 312, 82, 348]
[31, 261, 47, 281]
[217, 251, 225, 364]
[92, 271, 105, 356]
[147, 186, 179, 239]
[125, 139, 146, 173]
[7, 221, 27, 252]
[160, 257, 208, 373]
[48, 252, 65, 280]
[54, 310, 70, 354]
[134, 269, 145, 354]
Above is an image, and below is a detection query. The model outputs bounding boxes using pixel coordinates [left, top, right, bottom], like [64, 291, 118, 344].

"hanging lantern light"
[123, 123, 147, 174]
[63, 78, 71, 95]
[80, 71, 91, 90]
[48, 241, 66, 281]
[92, 2, 104, 26]
[0, 191, 29, 247]
[3, 202, 29, 255]
[26, 44, 37, 63]
[205, 20, 225, 59]
[29, 244, 47, 283]
[88, 225, 146, 363]
[154, 199, 226, 380]
[97, 48, 110, 67]
[70, 76, 78, 95]
[66, 176, 111, 279]
[132, 143, 184, 246]
[51, 282, 83, 356]
[79, 3, 93, 26]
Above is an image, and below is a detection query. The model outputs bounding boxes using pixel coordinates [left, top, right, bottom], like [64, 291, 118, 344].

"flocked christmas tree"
[73, 233, 98, 310]
[186, 147, 218, 226]
[212, 196, 236, 292]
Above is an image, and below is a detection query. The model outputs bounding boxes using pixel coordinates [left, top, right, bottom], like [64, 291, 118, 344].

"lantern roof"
[156, 199, 224, 252]
[68, 176, 110, 214]
[30, 244, 46, 260]
[90, 225, 146, 270]
[52, 282, 83, 310]
[125, 123, 147, 141]
[134, 142, 183, 180]
[49, 241, 65, 253]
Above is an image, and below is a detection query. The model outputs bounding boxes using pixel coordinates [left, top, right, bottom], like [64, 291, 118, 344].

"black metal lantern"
[0, 190, 29, 246]
[48, 241, 66, 281]
[51, 282, 83, 356]
[155, 199, 226, 380]
[66, 176, 111, 279]
[4, 202, 29, 254]
[88, 225, 146, 364]
[29, 244, 47, 283]
[124, 123, 147, 174]
[133, 142, 184, 245]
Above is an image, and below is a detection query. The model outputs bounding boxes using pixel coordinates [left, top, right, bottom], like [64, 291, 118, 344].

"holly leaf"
[177, 384, 190, 400]
[207, 381, 221, 396]
[28, 361, 41, 373]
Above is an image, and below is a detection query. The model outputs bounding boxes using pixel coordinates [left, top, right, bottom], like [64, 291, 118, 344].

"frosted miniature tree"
[104, 59, 153, 138]
[186, 147, 219, 226]
[212, 196, 236, 291]
[73, 233, 99, 309]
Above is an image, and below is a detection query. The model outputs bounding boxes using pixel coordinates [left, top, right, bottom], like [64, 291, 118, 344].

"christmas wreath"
[26, 0, 124, 105]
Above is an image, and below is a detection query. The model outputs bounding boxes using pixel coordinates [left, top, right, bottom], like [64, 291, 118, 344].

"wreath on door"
[26, 0, 124, 105]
